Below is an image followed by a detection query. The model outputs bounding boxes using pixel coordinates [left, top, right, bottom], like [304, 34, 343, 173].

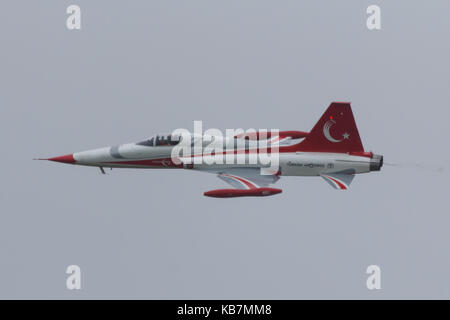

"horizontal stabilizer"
[320, 173, 354, 190]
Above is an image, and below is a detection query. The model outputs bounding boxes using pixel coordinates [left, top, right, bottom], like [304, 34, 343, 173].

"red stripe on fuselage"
[103, 158, 182, 168]
[185, 145, 297, 158]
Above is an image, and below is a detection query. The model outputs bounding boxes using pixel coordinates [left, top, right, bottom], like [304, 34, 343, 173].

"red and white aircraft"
[40, 102, 383, 197]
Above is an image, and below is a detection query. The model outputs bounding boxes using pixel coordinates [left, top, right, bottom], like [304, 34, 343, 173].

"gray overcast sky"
[1, 0, 450, 299]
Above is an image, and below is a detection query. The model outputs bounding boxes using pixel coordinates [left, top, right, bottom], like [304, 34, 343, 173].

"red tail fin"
[296, 102, 364, 153]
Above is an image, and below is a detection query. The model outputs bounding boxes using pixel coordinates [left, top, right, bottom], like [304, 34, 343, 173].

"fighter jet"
[40, 102, 383, 197]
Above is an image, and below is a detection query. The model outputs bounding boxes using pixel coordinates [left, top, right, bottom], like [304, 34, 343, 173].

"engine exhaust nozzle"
[370, 154, 383, 171]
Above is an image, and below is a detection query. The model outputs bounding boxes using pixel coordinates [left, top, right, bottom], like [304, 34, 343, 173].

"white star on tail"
[343, 132, 350, 139]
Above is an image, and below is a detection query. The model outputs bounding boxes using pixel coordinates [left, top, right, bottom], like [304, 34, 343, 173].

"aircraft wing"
[201, 168, 282, 198]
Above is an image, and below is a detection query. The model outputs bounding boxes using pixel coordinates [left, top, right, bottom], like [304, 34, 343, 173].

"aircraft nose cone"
[48, 154, 75, 164]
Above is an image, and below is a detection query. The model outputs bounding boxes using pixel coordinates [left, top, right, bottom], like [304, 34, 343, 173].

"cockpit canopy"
[136, 134, 181, 147]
